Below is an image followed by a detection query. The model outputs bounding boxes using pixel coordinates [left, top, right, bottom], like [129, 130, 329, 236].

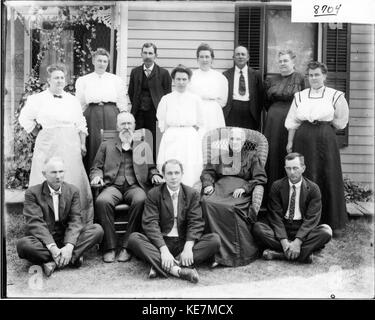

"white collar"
[235, 65, 248, 73]
[143, 63, 155, 71]
[47, 184, 62, 195]
[288, 179, 302, 189]
[167, 185, 180, 197]
[121, 143, 132, 151]
[48, 89, 65, 97]
[93, 71, 108, 78]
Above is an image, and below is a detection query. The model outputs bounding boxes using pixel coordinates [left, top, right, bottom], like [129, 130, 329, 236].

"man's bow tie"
[50, 190, 61, 196]
[53, 94, 63, 99]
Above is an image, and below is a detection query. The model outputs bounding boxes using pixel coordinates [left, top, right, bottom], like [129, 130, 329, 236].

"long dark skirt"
[201, 176, 259, 267]
[264, 101, 290, 190]
[84, 102, 119, 172]
[293, 121, 348, 231]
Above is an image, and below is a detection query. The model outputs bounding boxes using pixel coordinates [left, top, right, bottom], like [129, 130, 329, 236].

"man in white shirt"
[127, 159, 221, 283]
[17, 157, 104, 276]
[253, 153, 332, 263]
[223, 46, 264, 131]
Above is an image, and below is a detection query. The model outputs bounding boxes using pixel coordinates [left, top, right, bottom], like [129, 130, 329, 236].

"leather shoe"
[103, 250, 116, 263]
[70, 256, 84, 268]
[148, 266, 157, 279]
[179, 267, 199, 284]
[117, 248, 132, 262]
[304, 254, 314, 264]
[42, 261, 57, 277]
[262, 249, 286, 261]
[209, 261, 219, 269]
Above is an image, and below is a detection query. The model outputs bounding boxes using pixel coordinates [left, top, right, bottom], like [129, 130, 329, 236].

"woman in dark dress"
[264, 50, 305, 189]
[200, 128, 267, 267]
[285, 61, 349, 237]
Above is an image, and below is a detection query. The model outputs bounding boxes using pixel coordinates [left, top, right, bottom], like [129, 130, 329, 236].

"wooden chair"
[201, 127, 269, 219]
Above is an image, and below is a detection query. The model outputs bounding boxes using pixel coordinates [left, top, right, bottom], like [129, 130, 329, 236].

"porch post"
[116, 1, 129, 110]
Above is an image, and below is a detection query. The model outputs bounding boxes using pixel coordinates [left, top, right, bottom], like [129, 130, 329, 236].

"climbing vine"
[5, 5, 112, 189]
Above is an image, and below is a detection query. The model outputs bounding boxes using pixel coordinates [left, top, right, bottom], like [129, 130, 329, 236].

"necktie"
[171, 192, 178, 216]
[50, 190, 61, 196]
[239, 70, 246, 96]
[289, 185, 296, 222]
[50, 190, 61, 222]
[145, 68, 151, 77]
[53, 94, 62, 99]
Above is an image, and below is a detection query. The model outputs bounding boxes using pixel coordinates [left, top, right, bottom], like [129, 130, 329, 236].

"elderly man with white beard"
[90, 111, 164, 263]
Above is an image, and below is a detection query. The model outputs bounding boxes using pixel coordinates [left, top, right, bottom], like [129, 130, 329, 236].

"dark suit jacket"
[23, 181, 83, 247]
[89, 131, 161, 190]
[267, 177, 322, 241]
[142, 183, 205, 249]
[128, 63, 172, 115]
[223, 66, 264, 129]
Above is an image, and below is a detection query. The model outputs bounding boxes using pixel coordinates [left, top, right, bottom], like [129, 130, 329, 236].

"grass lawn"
[4, 203, 374, 299]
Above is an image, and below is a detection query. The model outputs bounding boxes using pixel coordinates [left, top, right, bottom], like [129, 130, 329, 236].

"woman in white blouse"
[285, 61, 349, 237]
[157, 65, 204, 187]
[19, 64, 94, 224]
[189, 43, 228, 136]
[75, 48, 127, 171]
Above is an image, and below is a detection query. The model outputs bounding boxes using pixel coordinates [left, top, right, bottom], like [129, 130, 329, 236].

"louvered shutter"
[322, 23, 350, 148]
[236, 6, 263, 70]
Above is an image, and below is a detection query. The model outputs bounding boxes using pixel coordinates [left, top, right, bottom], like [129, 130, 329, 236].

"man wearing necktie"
[16, 157, 104, 276]
[223, 46, 264, 130]
[253, 153, 332, 263]
[128, 43, 172, 161]
[128, 159, 221, 283]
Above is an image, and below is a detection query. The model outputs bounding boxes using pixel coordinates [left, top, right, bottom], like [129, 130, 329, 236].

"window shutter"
[322, 23, 350, 148]
[236, 6, 263, 70]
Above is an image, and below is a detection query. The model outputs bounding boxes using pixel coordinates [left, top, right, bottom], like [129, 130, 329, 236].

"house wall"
[126, 1, 235, 84]
[342, 24, 374, 187]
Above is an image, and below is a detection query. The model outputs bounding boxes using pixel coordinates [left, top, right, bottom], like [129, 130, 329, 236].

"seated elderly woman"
[200, 127, 267, 267]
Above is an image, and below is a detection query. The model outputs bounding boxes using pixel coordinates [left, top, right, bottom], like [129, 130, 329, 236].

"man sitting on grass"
[253, 153, 332, 263]
[128, 159, 221, 283]
[16, 157, 104, 277]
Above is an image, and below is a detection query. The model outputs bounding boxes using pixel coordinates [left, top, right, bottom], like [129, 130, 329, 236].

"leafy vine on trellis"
[5, 5, 112, 189]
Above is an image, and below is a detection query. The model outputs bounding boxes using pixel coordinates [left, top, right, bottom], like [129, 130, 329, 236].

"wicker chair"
[201, 127, 268, 219]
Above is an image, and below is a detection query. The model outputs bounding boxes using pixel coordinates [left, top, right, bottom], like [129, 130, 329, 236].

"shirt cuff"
[46, 243, 57, 250]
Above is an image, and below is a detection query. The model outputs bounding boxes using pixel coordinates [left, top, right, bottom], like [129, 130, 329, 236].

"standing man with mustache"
[128, 43, 172, 160]
[223, 46, 264, 131]
[90, 112, 164, 263]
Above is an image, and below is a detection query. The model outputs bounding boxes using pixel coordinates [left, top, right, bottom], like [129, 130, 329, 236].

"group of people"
[16, 41, 349, 284]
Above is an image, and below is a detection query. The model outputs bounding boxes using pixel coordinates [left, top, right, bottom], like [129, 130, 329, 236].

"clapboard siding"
[342, 164, 374, 173]
[350, 44, 374, 53]
[349, 117, 374, 127]
[128, 2, 234, 12]
[341, 24, 374, 187]
[127, 2, 235, 82]
[350, 71, 374, 81]
[342, 145, 374, 155]
[343, 174, 374, 183]
[349, 108, 373, 116]
[129, 10, 235, 22]
[350, 80, 374, 90]
[129, 21, 234, 32]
